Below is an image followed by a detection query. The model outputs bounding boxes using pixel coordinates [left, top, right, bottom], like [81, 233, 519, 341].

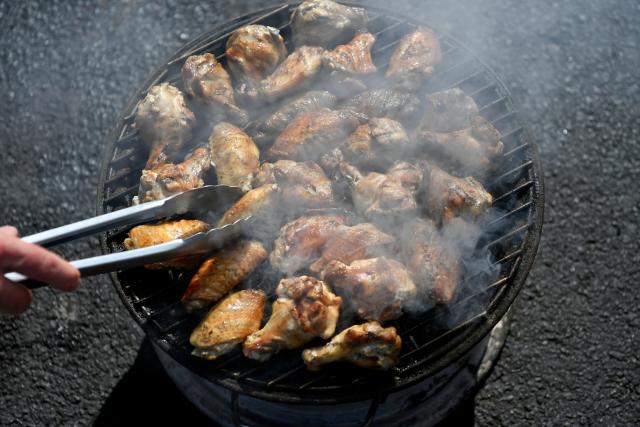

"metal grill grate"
[96, 2, 543, 405]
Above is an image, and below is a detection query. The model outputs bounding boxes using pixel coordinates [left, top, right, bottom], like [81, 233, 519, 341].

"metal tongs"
[4, 185, 250, 289]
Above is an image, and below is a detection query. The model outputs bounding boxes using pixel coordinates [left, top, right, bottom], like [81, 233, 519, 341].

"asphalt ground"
[0, 1, 638, 425]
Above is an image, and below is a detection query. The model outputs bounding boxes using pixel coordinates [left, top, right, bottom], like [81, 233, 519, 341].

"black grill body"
[97, 2, 544, 406]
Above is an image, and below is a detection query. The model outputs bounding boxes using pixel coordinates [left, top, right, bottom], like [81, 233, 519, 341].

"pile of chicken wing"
[126, 0, 503, 371]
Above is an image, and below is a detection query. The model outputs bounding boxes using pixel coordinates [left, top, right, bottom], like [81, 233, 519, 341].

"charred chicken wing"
[291, 0, 368, 48]
[343, 118, 411, 168]
[209, 122, 260, 191]
[302, 321, 401, 370]
[259, 46, 325, 101]
[323, 33, 377, 76]
[345, 89, 421, 127]
[190, 290, 266, 360]
[181, 240, 268, 312]
[243, 276, 342, 360]
[418, 88, 479, 132]
[386, 27, 442, 91]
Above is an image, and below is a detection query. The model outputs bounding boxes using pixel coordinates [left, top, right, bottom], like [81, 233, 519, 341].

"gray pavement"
[0, 0, 638, 425]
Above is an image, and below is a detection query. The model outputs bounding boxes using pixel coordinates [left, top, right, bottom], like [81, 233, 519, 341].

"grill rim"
[96, 1, 545, 405]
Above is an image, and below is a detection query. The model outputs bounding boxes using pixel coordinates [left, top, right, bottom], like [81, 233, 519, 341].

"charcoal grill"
[96, 1, 544, 424]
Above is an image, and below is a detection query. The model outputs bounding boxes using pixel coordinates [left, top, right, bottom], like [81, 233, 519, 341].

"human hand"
[0, 226, 80, 315]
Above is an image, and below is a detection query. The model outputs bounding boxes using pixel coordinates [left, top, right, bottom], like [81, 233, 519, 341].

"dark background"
[1, 0, 639, 425]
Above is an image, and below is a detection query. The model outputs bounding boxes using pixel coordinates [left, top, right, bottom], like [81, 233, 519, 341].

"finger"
[0, 278, 32, 315]
[0, 239, 80, 292]
[0, 226, 19, 238]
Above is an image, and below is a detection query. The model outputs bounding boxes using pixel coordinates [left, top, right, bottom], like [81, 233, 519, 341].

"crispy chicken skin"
[291, 0, 368, 48]
[243, 276, 342, 361]
[181, 53, 248, 125]
[302, 321, 401, 370]
[343, 118, 410, 168]
[217, 184, 278, 227]
[323, 33, 377, 75]
[259, 46, 325, 101]
[123, 219, 208, 270]
[270, 214, 347, 275]
[181, 240, 268, 312]
[386, 27, 442, 91]
[345, 89, 421, 127]
[309, 223, 394, 273]
[352, 170, 418, 223]
[135, 83, 196, 169]
[267, 108, 361, 161]
[420, 163, 493, 222]
[136, 147, 211, 203]
[209, 122, 260, 191]
[419, 88, 479, 133]
[252, 90, 337, 146]
[225, 25, 287, 90]
[190, 290, 266, 360]
[321, 257, 418, 322]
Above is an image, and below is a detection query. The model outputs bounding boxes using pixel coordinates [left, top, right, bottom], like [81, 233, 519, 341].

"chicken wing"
[342, 118, 411, 168]
[135, 83, 196, 169]
[208, 122, 260, 191]
[181, 53, 248, 125]
[190, 290, 266, 360]
[344, 89, 421, 127]
[386, 27, 442, 91]
[270, 214, 347, 275]
[323, 33, 377, 76]
[419, 162, 493, 222]
[302, 321, 401, 370]
[386, 161, 423, 194]
[135, 147, 211, 204]
[321, 257, 418, 322]
[309, 223, 394, 273]
[123, 219, 208, 270]
[418, 88, 479, 132]
[291, 0, 368, 48]
[352, 170, 418, 223]
[217, 183, 278, 227]
[243, 276, 342, 361]
[181, 240, 268, 312]
[267, 108, 361, 161]
[259, 46, 325, 101]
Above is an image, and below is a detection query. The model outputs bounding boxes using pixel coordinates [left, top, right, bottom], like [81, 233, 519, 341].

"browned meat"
[386, 161, 423, 194]
[309, 223, 394, 273]
[386, 27, 442, 91]
[419, 162, 492, 222]
[418, 88, 479, 132]
[243, 276, 342, 361]
[123, 219, 208, 270]
[136, 147, 211, 204]
[135, 83, 196, 169]
[352, 170, 418, 223]
[267, 108, 361, 161]
[181, 240, 268, 312]
[302, 321, 402, 370]
[323, 33, 377, 75]
[344, 89, 421, 127]
[343, 118, 411, 168]
[225, 25, 287, 92]
[259, 46, 325, 101]
[181, 53, 248, 125]
[190, 290, 266, 360]
[291, 0, 367, 48]
[321, 256, 418, 322]
[270, 214, 347, 275]
[208, 122, 260, 191]
[217, 183, 278, 227]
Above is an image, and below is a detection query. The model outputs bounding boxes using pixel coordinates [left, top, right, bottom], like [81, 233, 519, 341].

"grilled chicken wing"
[351, 169, 418, 223]
[402, 218, 460, 305]
[323, 33, 377, 75]
[217, 183, 278, 227]
[343, 118, 410, 168]
[291, 0, 368, 48]
[259, 46, 325, 101]
[190, 290, 266, 360]
[135, 147, 211, 204]
[345, 89, 421, 127]
[387, 161, 423, 194]
[253, 160, 333, 209]
[418, 88, 479, 132]
[386, 27, 442, 91]
[321, 257, 417, 322]
[209, 122, 260, 191]
[181, 240, 268, 312]
[135, 83, 196, 169]
[419, 162, 492, 222]
[123, 219, 208, 270]
[243, 276, 342, 360]
[225, 25, 287, 89]
[267, 108, 361, 161]
[309, 223, 394, 273]
[302, 321, 401, 370]
[252, 90, 337, 146]
[270, 214, 347, 275]
[181, 53, 248, 125]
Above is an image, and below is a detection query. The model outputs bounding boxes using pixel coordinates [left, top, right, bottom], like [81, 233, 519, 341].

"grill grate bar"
[487, 201, 533, 227]
[491, 160, 533, 184]
[299, 372, 331, 390]
[104, 185, 138, 204]
[492, 180, 534, 203]
[468, 82, 497, 98]
[490, 110, 518, 126]
[502, 143, 529, 158]
[478, 96, 506, 113]
[500, 126, 523, 140]
[266, 365, 306, 387]
[484, 222, 532, 250]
